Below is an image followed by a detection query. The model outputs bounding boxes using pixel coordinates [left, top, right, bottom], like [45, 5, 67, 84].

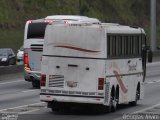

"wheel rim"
[110, 96, 117, 111]
[136, 90, 140, 101]
[112, 97, 117, 108]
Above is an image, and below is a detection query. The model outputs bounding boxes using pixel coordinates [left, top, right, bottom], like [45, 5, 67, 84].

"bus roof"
[45, 15, 100, 24]
[27, 15, 101, 24]
[105, 24, 145, 34]
[49, 22, 145, 34]
[45, 15, 89, 20]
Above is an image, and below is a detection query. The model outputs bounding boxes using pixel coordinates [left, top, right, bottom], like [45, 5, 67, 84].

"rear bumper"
[40, 93, 104, 105]
[24, 69, 41, 82]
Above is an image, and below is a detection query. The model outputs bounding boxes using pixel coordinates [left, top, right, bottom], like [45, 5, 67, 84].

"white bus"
[40, 23, 147, 112]
[23, 15, 100, 87]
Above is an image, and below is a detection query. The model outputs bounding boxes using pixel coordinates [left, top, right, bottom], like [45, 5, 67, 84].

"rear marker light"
[28, 20, 32, 24]
[44, 19, 53, 24]
[41, 74, 46, 87]
[98, 78, 105, 90]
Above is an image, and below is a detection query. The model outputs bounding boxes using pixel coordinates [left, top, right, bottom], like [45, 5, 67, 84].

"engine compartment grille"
[49, 75, 64, 88]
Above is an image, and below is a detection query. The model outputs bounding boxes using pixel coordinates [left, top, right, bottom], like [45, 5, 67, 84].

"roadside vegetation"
[0, 0, 160, 51]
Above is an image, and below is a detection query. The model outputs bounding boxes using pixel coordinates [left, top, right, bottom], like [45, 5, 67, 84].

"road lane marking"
[21, 90, 38, 93]
[0, 80, 23, 85]
[114, 103, 160, 120]
[0, 102, 46, 113]
[19, 109, 40, 114]
[145, 80, 160, 84]
[133, 103, 160, 114]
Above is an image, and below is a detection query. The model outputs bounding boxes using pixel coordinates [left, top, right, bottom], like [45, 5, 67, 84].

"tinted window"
[107, 34, 145, 58]
[27, 22, 48, 39]
[0, 49, 9, 56]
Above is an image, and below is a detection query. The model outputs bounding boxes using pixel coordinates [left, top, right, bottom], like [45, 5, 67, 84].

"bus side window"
[107, 35, 111, 58]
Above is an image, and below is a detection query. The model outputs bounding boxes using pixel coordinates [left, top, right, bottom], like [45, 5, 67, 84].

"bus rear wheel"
[129, 87, 140, 106]
[32, 80, 40, 88]
[107, 89, 117, 112]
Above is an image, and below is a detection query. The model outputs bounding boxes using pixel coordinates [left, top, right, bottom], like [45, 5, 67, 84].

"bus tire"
[107, 88, 117, 112]
[51, 107, 59, 112]
[32, 80, 40, 88]
[129, 87, 140, 106]
[111, 96, 117, 112]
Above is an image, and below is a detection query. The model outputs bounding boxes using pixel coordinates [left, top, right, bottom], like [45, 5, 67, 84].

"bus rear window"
[27, 22, 48, 39]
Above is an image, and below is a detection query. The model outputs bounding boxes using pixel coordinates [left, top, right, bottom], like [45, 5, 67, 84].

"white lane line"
[19, 109, 41, 114]
[0, 102, 45, 112]
[145, 80, 160, 84]
[0, 80, 23, 85]
[114, 103, 160, 120]
[21, 90, 38, 93]
[133, 103, 160, 114]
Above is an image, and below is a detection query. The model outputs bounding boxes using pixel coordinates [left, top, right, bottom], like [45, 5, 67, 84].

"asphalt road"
[0, 62, 160, 120]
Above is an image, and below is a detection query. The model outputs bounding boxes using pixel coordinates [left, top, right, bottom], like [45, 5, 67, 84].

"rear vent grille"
[49, 75, 64, 88]
[31, 44, 43, 52]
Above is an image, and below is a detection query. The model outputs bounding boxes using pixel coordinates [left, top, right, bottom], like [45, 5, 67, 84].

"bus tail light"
[28, 20, 32, 24]
[98, 78, 105, 90]
[24, 53, 31, 71]
[44, 19, 53, 24]
[41, 74, 46, 86]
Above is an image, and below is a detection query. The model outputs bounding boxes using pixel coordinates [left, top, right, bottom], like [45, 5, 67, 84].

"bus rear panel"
[40, 25, 107, 105]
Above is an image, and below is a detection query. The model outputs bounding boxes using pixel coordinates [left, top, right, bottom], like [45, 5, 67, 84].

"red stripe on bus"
[54, 45, 100, 53]
[113, 70, 128, 94]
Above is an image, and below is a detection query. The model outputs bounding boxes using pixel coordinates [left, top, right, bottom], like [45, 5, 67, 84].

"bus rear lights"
[24, 65, 31, 71]
[98, 78, 105, 90]
[41, 74, 46, 86]
[28, 20, 32, 24]
[24, 53, 31, 71]
[44, 19, 53, 24]
[24, 53, 29, 64]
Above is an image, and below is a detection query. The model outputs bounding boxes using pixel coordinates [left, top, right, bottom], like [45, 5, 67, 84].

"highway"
[0, 62, 160, 120]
